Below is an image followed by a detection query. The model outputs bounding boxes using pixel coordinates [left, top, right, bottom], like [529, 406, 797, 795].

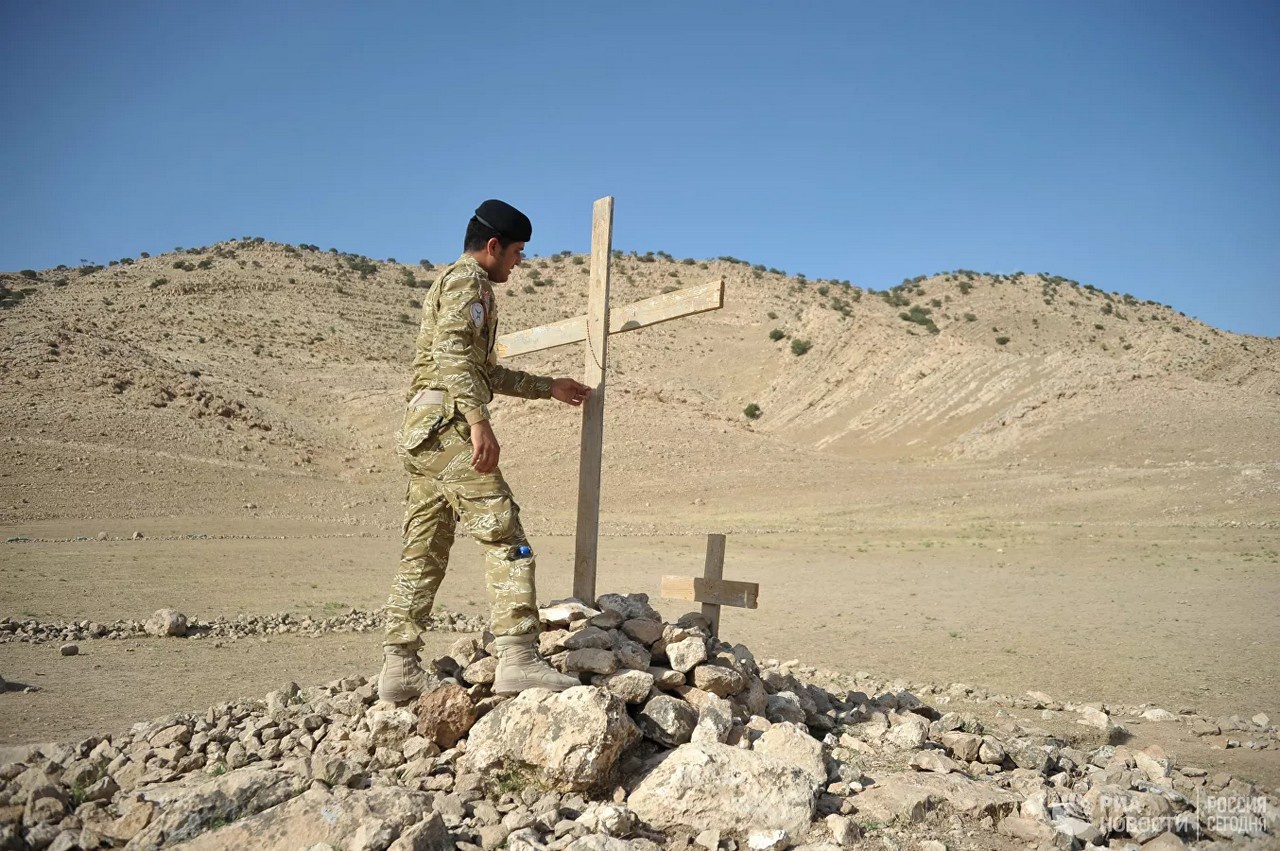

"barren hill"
[1, 241, 1276, 533]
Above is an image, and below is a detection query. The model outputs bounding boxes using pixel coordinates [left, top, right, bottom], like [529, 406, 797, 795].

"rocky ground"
[1, 594, 1274, 851]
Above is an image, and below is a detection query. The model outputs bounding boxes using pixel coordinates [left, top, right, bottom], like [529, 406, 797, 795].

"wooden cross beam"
[660, 534, 759, 638]
[496, 196, 725, 603]
[495, 280, 724, 359]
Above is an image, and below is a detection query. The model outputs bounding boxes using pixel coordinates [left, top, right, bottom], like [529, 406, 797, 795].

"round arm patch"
[468, 301, 485, 328]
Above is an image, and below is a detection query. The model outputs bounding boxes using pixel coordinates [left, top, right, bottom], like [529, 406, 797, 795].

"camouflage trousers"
[383, 418, 539, 646]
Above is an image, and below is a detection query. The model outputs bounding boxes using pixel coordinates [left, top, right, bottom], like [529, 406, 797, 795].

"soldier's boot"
[492, 633, 581, 694]
[378, 641, 428, 703]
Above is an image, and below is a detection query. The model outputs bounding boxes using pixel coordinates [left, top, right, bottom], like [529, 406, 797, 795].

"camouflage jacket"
[405, 254, 550, 432]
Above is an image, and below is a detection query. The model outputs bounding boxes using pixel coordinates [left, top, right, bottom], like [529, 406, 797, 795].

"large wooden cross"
[494, 196, 725, 602]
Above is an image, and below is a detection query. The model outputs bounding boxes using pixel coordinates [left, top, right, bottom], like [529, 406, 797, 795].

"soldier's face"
[490, 241, 524, 283]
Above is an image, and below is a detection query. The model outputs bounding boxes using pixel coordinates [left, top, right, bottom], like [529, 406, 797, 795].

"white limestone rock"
[462, 687, 640, 792]
[628, 742, 818, 837]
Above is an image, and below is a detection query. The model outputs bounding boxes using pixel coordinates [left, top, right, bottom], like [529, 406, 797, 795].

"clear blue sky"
[2, 1, 1277, 336]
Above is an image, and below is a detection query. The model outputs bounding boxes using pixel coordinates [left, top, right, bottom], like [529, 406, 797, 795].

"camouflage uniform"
[383, 254, 552, 645]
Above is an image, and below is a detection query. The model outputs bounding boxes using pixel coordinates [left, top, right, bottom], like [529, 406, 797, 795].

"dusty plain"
[1, 240, 1277, 790]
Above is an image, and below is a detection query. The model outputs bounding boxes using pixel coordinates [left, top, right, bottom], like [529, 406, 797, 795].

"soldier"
[379, 199, 590, 702]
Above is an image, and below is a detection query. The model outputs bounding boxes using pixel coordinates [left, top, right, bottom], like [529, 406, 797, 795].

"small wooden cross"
[495, 196, 724, 603]
[660, 534, 759, 638]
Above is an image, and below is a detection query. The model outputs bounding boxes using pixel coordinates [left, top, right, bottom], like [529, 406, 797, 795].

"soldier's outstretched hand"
[551, 378, 591, 406]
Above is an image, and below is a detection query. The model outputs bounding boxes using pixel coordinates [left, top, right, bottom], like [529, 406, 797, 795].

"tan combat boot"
[378, 641, 428, 703]
[492, 633, 581, 694]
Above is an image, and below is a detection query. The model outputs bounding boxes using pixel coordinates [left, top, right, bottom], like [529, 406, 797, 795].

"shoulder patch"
[468, 301, 485, 328]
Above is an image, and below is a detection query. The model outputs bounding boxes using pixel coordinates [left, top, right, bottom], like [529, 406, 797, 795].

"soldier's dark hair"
[463, 218, 515, 252]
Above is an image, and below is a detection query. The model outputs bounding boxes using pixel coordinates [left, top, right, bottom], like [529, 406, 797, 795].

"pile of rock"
[0, 607, 484, 647]
[0, 591, 1274, 851]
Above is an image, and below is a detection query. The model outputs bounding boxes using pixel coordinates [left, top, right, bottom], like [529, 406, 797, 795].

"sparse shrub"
[197, 259, 213, 270]
[19, 269, 38, 279]
[899, 305, 939, 334]
[139, 252, 150, 258]
[767, 311, 777, 319]
[398, 312, 412, 324]
[408, 298, 421, 308]
[523, 285, 536, 294]
[829, 297, 853, 316]
[769, 328, 785, 341]
[817, 285, 829, 296]
[743, 403, 762, 420]
[149, 277, 168, 289]
[790, 339, 811, 356]
[571, 256, 585, 266]
[996, 336, 1011, 346]
[345, 256, 378, 278]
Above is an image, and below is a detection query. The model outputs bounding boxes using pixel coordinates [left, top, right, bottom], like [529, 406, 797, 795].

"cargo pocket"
[397, 393, 451, 454]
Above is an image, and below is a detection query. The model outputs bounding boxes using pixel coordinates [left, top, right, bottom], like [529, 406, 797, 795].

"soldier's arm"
[489, 362, 553, 400]
[432, 271, 491, 425]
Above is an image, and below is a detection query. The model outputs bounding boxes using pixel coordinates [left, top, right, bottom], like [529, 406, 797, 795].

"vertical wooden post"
[702, 533, 727, 637]
[573, 196, 613, 603]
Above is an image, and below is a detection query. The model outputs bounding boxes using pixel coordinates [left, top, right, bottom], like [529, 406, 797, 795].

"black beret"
[473, 199, 532, 243]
